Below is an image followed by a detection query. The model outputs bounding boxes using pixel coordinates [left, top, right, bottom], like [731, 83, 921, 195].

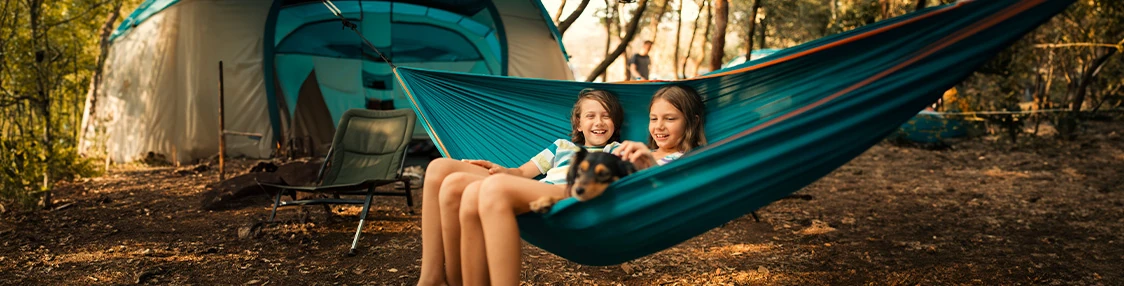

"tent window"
[275, 21, 488, 64]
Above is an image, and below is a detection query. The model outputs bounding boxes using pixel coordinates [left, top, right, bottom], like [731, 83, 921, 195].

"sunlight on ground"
[983, 167, 1032, 178]
[50, 247, 208, 265]
[703, 243, 777, 259]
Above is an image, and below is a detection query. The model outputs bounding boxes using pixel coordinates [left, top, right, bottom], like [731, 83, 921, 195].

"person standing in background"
[629, 40, 653, 80]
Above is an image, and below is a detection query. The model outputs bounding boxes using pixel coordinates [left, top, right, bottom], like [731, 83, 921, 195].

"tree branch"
[1069, 48, 1118, 112]
[558, 0, 592, 36]
[554, 0, 568, 24]
[585, 0, 651, 82]
[44, 0, 115, 27]
[0, 95, 41, 108]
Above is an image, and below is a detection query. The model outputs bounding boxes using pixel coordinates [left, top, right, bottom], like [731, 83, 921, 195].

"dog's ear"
[619, 159, 637, 175]
[573, 148, 588, 166]
[567, 148, 589, 185]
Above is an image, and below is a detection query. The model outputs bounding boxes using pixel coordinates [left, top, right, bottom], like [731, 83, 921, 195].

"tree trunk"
[759, 13, 767, 49]
[880, 0, 891, 20]
[555, 0, 568, 24]
[915, 0, 927, 11]
[672, 0, 684, 78]
[620, 4, 631, 80]
[586, 0, 652, 82]
[1060, 48, 1117, 139]
[646, 0, 672, 43]
[624, 46, 632, 80]
[603, 0, 613, 82]
[693, 0, 714, 75]
[29, 0, 52, 208]
[79, 3, 122, 154]
[1035, 51, 1056, 134]
[744, 0, 761, 56]
[828, 0, 838, 31]
[681, 0, 706, 77]
[558, 0, 592, 36]
[0, 1, 9, 115]
[708, 0, 728, 72]
[1069, 49, 1117, 112]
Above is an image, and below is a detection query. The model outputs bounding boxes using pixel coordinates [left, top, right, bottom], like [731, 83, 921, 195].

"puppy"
[529, 148, 637, 213]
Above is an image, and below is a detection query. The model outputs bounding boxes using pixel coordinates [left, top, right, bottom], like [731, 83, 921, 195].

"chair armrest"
[258, 178, 404, 194]
[314, 146, 336, 185]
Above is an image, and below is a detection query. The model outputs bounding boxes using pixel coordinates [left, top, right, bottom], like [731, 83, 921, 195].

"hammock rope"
[320, 0, 396, 68]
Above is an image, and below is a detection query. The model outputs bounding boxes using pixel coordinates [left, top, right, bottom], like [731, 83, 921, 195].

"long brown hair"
[570, 89, 624, 145]
[647, 85, 706, 152]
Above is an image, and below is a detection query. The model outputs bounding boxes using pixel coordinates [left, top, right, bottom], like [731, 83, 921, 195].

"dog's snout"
[573, 186, 585, 196]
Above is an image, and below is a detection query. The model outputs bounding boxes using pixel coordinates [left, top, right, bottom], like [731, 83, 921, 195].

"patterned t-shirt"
[530, 139, 622, 185]
[656, 151, 684, 166]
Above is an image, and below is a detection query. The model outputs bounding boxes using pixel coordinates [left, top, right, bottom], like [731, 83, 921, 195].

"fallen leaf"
[621, 263, 634, 275]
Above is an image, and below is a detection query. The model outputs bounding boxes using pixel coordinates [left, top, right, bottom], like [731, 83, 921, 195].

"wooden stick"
[222, 130, 263, 138]
[218, 61, 226, 181]
[1033, 43, 1122, 50]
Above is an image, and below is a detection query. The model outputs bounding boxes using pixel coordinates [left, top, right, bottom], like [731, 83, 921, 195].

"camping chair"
[261, 108, 416, 256]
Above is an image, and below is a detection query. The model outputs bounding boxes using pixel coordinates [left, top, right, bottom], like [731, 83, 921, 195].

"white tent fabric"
[97, 0, 274, 164]
[496, 0, 572, 80]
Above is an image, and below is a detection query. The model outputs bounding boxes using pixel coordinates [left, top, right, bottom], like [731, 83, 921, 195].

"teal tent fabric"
[268, 1, 507, 139]
[721, 48, 781, 70]
[394, 0, 1075, 266]
[893, 110, 970, 143]
[109, 0, 180, 42]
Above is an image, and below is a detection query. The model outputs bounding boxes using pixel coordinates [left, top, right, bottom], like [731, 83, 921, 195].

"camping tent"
[721, 48, 781, 69]
[87, 0, 573, 164]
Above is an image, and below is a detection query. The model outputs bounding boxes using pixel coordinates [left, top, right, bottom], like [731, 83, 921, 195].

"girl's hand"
[462, 159, 512, 175]
[612, 141, 656, 170]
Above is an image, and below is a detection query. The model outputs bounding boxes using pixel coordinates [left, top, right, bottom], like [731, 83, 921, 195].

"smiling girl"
[418, 89, 624, 286]
[615, 84, 707, 169]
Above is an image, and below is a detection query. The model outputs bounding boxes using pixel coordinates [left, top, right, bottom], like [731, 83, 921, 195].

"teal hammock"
[394, 0, 1075, 266]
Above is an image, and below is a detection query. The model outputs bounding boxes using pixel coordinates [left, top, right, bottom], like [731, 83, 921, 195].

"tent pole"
[218, 61, 226, 181]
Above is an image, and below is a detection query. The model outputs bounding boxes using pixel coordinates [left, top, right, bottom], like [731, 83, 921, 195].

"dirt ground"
[2, 120, 1122, 285]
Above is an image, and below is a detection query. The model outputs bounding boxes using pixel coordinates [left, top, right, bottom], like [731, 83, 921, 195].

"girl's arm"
[508, 161, 544, 178]
[462, 160, 542, 178]
[613, 141, 658, 170]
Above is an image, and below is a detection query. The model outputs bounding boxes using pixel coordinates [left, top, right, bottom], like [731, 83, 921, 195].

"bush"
[0, 136, 101, 211]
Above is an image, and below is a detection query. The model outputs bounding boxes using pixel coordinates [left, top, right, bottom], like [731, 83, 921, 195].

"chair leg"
[269, 189, 283, 223]
[349, 187, 376, 256]
[291, 192, 308, 224]
[402, 179, 414, 215]
[323, 194, 340, 222]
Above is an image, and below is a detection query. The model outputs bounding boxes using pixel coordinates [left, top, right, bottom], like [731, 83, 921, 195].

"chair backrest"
[319, 108, 417, 186]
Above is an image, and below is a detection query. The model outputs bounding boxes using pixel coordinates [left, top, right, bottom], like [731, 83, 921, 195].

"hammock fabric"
[393, 0, 1074, 266]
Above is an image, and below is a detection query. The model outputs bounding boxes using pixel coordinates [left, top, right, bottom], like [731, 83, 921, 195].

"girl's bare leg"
[437, 172, 488, 285]
[419, 158, 489, 286]
[477, 174, 567, 286]
[458, 181, 491, 286]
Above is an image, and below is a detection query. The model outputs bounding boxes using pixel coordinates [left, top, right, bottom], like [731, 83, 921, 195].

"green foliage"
[715, 0, 1121, 136]
[1, 136, 102, 209]
[1, 0, 143, 210]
